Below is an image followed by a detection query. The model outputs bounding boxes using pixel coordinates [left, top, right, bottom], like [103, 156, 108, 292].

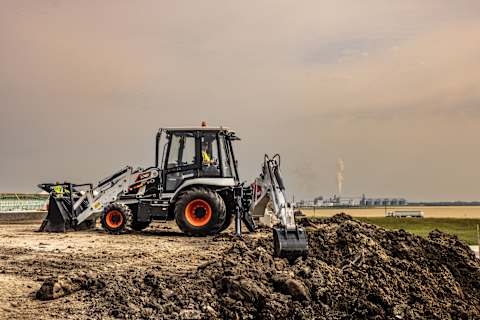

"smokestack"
[336, 158, 344, 196]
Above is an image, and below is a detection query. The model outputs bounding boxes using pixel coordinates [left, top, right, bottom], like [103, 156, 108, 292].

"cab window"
[167, 133, 196, 168]
[200, 133, 220, 176]
[165, 132, 196, 191]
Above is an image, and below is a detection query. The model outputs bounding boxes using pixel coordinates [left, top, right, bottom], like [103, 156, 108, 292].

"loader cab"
[156, 127, 240, 192]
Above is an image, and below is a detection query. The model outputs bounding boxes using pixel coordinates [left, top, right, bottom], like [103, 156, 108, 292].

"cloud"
[299, 20, 480, 119]
[0, 0, 479, 200]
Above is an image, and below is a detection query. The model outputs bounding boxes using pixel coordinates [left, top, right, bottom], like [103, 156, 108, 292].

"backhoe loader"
[38, 126, 308, 260]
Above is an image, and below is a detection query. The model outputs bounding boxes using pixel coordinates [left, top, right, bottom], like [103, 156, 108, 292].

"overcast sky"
[1, 1, 479, 201]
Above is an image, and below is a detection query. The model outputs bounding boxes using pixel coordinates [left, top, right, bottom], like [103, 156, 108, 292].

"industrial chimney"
[336, 158, 344, 196]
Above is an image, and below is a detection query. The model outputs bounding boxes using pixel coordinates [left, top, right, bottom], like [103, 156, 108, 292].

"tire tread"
[100, 203, 131, 234]
[174, 187, 226, 236]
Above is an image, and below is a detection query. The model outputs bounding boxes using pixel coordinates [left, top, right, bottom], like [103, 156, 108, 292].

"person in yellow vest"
[201, 142, 212, 165]
[53, 183, 70, 197]
[53, 183, 64, 197]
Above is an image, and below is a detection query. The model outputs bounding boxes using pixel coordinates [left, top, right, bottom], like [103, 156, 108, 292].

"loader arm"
[39, 166, 159, 232]
[248, 154, 308, 260]
[74, 166, 159, 224]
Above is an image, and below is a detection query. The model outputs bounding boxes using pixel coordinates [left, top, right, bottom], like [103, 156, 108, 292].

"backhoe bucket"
[273, 227, 308, 262]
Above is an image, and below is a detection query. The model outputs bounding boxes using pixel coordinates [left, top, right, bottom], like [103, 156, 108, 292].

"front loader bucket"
[273, 227, 308, 262]
[39, 197, 72, 232]
[39, 196, 95, 232]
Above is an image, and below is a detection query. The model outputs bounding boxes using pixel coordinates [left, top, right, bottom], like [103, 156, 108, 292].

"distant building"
[297, 195, 408, 208]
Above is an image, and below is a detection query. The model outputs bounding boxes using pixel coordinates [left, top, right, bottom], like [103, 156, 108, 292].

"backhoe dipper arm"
[248, 154, 308, 260]
[261, 155, 296, 230]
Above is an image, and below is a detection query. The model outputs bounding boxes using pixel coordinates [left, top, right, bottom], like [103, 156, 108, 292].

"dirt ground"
[1, 216, 479, 320]
[0, 220, 245, 320]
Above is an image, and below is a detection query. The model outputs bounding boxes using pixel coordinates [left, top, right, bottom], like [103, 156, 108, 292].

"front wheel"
[174, 187, 226, 236]
[100, 203, 130, 234]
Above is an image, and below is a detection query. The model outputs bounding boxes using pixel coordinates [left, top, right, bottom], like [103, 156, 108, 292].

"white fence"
[0, 199, 48, 212]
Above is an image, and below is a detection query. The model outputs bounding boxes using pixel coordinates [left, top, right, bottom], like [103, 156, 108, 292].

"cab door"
[199, 132, 222, 177]
[163, 131, 200, 192]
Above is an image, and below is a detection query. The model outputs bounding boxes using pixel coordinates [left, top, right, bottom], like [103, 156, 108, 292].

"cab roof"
[160, 127, 239, 138]
[162, 126, 232, 133]
[164, 126, 229, 130]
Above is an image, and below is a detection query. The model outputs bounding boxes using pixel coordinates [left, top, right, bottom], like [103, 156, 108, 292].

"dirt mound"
[38, 214, 480, 319]
[36, 271, 103, 300]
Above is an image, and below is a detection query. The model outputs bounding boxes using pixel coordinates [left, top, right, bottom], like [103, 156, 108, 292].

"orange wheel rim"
[105, 210, 123, 228]
[185, 199, 212, 227]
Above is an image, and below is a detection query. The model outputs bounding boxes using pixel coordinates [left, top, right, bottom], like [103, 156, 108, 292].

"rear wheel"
[175, 187, 226, 236]
[101, 203, 130, 234]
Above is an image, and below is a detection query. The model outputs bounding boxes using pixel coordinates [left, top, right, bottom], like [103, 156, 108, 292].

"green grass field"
[310, 217, 480, 245]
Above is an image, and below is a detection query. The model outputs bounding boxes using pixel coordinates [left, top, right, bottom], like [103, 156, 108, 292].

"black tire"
[130, 221, 150, 231]
[218, 212, 234, 232]
[100, 203, 130, 234]
[174, 187, 226, 236]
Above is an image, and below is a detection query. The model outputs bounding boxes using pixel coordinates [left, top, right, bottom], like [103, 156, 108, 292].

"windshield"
[167, 132, 196, 168]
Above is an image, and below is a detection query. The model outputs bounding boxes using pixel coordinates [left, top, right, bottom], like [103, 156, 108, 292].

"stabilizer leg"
[235, 209, 242, 237]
